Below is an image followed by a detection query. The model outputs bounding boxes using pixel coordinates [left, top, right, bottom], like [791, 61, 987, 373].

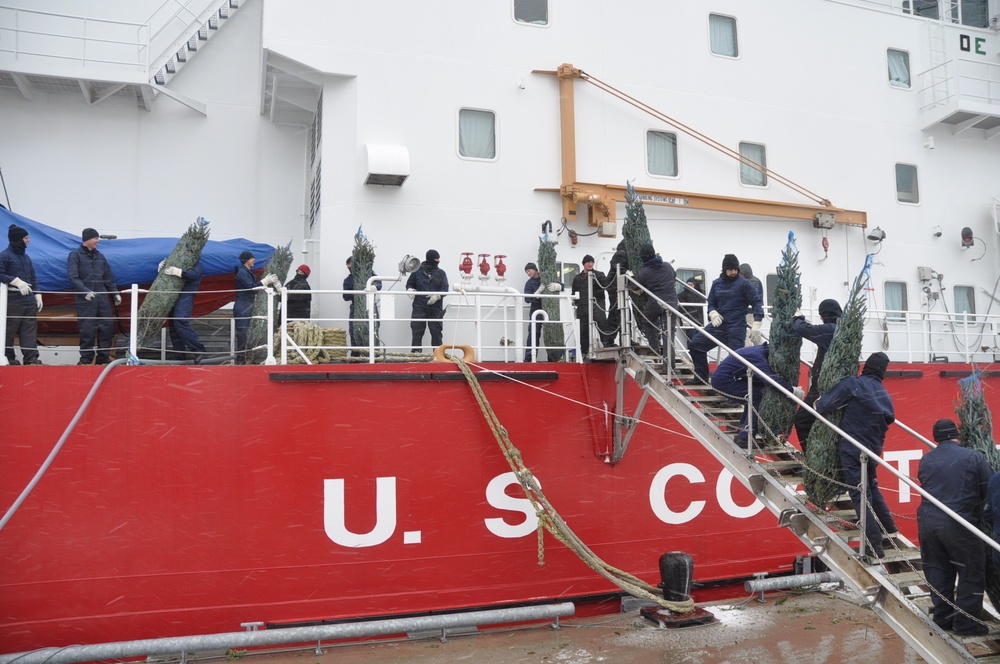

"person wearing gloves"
[160, 258, 205, 363]
[918, 418, 993, 635]
[687, 253, 764, 382]
[790, 299, 842, 451]
[67, 227, 119, 366]
[571, 254, 612, 357]
[406, 249, 449, 353]
[711, 343, 803, 448]
[815, 352, 898, 561]
[0, 224, 42, 365]
[233, 250, 279, 364]
[634, 243, 678, 364]
[522, 262, 560, 362]
[285, 264, 313, 320]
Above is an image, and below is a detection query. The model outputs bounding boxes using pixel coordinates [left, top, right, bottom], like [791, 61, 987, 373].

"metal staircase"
[150, 0, 243, 87]
[618, 349, 1000, 663]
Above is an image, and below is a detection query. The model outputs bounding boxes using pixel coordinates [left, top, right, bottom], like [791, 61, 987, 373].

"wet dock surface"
[230, 590, 923, 664]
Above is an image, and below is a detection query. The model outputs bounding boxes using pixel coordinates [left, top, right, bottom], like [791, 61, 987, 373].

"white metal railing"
[0, 7, 150, 75]
[919, 57, 1000, 112]
[3, 280, 999, 366]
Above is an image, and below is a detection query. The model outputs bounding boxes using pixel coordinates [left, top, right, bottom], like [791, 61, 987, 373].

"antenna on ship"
[0, 167, 11, 211]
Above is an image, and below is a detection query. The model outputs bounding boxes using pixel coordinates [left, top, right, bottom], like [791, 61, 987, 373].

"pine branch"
[247, 243, 293, 363]
[350, 227, 377, 348]
[758, 232, 803, 446]
[538, 237, 564, 360]
[135, 217, 210, 342]
[804, 254, 873, 504]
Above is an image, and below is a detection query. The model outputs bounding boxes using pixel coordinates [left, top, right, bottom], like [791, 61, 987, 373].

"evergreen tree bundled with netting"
[350, 227, 377, 349]
[246, 243, 293, 363]
[804, 253, 874, 505]
[954, 370, 1000, 609]
[622, 181, 652, 341]
[757, 232, 802, 447]
[135, 217, 210, 344]
[538, 236, 565, 361]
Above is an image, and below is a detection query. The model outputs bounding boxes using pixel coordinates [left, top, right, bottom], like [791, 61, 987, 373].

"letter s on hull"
[324, 477, 397, 547]
[485, 472, 541, 538]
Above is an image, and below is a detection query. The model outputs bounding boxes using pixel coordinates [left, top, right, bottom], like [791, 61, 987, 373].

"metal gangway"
[609, 280, 1000, 664]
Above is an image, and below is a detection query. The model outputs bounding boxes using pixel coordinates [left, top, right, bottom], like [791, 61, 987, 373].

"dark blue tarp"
[0, 207, 275, 293]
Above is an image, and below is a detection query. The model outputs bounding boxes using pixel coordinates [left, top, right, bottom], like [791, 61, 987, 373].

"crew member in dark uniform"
[634, 243, 678, 363]
[162, 259, 206, 362]
[67, 227, 119, 365]
[285, 264, 313, 319]
[1, 224, 42, 365]
[790, 298, 842, 452]
[571, 254, 612, 356]
[406, 249, 449, 353]
[918, 418, 993, 635]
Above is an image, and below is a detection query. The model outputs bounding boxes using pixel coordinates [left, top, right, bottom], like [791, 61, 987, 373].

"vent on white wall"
[364, 144, 410, 186]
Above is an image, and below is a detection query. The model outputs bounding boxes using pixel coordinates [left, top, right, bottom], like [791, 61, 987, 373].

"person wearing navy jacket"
[233, 250, 279, 364]
[918, 418, 993, 635]
[688, 253, 764, 382]
[634, 243, 678, 363]
[67, 227, 119, 365]
[711, 343, 802, 446]
[815, 352, 897, 561]
[406, 249, 449, 353]
[791, 298, 842, 451]
[0, 224, 41, 365]
[161, 259, 205, 362]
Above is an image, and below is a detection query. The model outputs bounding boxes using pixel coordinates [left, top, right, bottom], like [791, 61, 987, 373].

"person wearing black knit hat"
[571, 254, 612, 357]
[405, 249, 449, 352]
[687, 253, 764, 382]
[815, 352, 897, 561]
[68, 227, 119, 365]
[233, 250, 279, 364]
[634, 243, 678, 364]
[0, 224, 42, 365]
[790, 298, 843, 450]
[918, 417, 993, 635]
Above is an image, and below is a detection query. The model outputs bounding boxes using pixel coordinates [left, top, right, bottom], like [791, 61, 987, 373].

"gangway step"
[887, 570, 927, 588]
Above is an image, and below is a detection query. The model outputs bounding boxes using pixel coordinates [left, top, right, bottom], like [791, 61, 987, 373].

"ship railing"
[0, 7, 151, 80]
[919, 57, 1000, 113]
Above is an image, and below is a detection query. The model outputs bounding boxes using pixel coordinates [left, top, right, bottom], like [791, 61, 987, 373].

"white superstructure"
[1, 0, 999, 361]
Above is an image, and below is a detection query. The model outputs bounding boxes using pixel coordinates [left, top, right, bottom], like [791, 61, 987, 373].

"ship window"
[887, 49, 911, 89]
[647, 131, 678, 177]
[458, 108, 497, 160]
[764, 274, 777, 309]
[955, 285, 976, 323]
[557, 261, 579, 289]
[958, 0, 989, 27]
[513, 0, 548, 25]
[895, 163, 919, 203]
[885, 281, 908, 321]
[739, 142, 767, 186]
[709, 14, 738, 57]
[675, 269, 707, 296]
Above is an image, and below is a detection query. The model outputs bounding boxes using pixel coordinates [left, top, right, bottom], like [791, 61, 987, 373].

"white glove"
[793, 309, 803, 319]
[428, 294, 441, 305]
[114, 294, 122, 306]
[85, 291, 96, 301]
[10, 277, 31, 296]
[158, 259, 166, 272]
[407, 288, 416, 300]
[546, 282, 562, 292]
[749, 320, 762, 345]
[708, 310, 723, 327]
[262, 274, 279, 288]
[35, 294, 43, 312]
[164, 266, 183, 278]
[793, 386, 805, 400]
[363, 284, 377, 293]
[624, 270, 634, 278]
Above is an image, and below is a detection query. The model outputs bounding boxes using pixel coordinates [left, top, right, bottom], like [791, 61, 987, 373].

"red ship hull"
[0, 361, 988, 651]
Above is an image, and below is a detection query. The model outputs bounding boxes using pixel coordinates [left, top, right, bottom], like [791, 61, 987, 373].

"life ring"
[433, 344, 476, 363]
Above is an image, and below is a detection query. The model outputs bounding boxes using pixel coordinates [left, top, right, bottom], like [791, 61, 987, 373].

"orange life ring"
[433, 344, 476, 363]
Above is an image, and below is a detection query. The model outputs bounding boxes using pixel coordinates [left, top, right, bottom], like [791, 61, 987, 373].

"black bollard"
[657, 551, 693, 602]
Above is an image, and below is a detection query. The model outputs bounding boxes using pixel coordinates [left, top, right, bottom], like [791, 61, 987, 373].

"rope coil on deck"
[449, 356, 694, 614]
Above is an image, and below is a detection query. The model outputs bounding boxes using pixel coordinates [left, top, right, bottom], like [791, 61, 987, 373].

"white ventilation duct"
[364, 144, 409, 186]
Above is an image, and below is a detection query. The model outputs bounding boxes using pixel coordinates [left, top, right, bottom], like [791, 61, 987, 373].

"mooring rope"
[449, 356, 694, 613]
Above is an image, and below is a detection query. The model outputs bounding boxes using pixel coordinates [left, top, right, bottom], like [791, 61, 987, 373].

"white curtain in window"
[647, 131, 678, 176]
[955, 285, 975, 322]
[739, 142, 767, 186]
[885, 282, 907, 319]
[459, 109, 496, 159]
[709, 14, 737, 57]
[887, 49, 910, 88]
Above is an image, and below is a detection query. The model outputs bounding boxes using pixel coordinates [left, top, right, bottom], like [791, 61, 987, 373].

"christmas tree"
[757, 232, 803, 447]
[135, 217, 210, 344]
[538, 235, 564, 361]
[804, 253, 873, 505]
[246, 243, 293, 363]
[350, 227, 377, 349]
[622, 181, 651, 343]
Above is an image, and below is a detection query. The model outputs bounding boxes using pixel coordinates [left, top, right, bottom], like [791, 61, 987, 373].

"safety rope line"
[579, 71, 832, 208]
[449, 356, 695, 614]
